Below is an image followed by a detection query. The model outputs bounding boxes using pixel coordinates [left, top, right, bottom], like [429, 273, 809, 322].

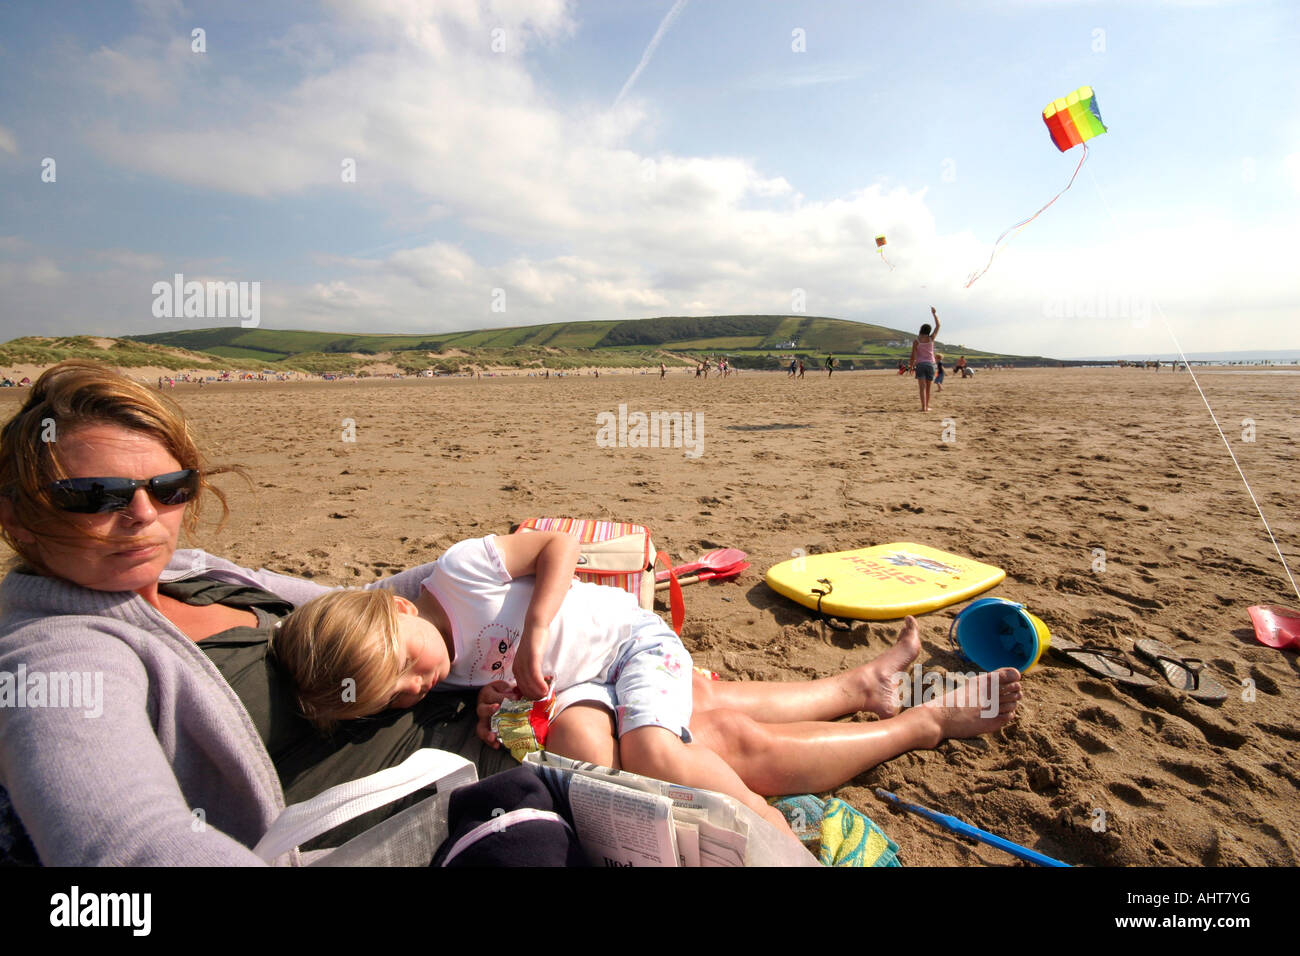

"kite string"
[1085, 166, 1299, 602]
[965, 143, 1090, 288]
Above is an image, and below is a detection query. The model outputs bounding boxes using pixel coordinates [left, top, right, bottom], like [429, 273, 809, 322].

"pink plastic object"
[1248, 605, 1300, 650]
[655, 548, 746, 583]
[655, 561, 750, 592]
[692, 561, 750, 583]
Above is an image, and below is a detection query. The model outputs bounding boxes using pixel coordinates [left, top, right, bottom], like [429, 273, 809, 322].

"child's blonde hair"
[272, 589, 405, 731]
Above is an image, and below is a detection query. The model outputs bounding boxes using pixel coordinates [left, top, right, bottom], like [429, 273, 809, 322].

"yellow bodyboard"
[764, 543, 1005, 620]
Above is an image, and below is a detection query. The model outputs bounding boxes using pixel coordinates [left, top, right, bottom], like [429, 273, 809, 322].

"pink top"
[914, 337, 936, 364]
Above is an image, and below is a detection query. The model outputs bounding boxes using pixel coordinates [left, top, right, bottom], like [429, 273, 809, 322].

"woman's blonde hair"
[272, 588, 405, 731]
[0, 360, 237, 573]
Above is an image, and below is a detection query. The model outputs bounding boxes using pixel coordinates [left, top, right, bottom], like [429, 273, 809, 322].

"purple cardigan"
[0, 549, 435, 866]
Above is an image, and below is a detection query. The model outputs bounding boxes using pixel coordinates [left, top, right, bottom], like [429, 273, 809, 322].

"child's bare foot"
[916, 667, 1022, 747]
[847, 615, 923, 718]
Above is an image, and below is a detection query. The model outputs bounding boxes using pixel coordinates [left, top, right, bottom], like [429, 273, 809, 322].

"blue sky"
[1, 0, 1297, 357]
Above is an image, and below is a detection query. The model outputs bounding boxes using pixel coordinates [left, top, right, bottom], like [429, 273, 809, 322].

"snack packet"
[490, 691, 558, 762]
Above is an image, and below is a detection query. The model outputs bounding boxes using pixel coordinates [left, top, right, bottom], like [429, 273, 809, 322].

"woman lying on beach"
[273, 533, 1023, 835]
[0, 360, 1020, 864]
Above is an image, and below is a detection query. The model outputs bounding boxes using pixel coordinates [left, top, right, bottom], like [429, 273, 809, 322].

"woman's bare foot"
[846, 615, 923, 719]
[914, 667, 1022, 747]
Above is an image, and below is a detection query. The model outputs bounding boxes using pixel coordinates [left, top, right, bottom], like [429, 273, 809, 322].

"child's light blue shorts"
[552, 610, 695, 742]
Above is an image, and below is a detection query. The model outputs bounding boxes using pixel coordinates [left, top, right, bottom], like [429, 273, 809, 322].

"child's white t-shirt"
[421, 535, 647, 691]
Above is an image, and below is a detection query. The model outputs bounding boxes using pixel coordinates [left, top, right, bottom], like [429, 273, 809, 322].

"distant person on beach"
[798, 359, 805, 379]
[660, 363, 666, 379]
[825, 355, 835, 377]
[910, 307, 941, 411]
[273, 534, 1023, 838]
[788, 358, 797, 377]
[935, 353, 946, 393]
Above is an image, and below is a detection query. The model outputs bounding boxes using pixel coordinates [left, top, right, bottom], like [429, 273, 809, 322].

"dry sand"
[4, 366, 1296, 866]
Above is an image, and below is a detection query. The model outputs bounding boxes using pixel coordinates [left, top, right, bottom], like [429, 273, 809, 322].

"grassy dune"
[0, 315, 1056, 377]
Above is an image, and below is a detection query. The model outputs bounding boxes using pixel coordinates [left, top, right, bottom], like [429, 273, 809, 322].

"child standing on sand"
[273, 530, 1021, 835]
[909, 307, 941, 411]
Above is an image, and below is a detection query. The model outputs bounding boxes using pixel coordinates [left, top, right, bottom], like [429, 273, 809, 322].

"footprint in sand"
[1158, 759, 1217, 787]
[1106, 781, 1160, 807]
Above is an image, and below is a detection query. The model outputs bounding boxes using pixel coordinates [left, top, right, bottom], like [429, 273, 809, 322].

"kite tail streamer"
[965, 143, 1089, 288]
[878, 250, 894, 271]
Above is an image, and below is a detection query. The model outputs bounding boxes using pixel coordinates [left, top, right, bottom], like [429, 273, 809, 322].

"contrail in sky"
[614, 0, 689, 107]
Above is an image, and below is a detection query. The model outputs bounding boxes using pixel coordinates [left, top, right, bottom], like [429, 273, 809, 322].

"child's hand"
[475, 681, 519, 748]
[513, 624, 554, 701]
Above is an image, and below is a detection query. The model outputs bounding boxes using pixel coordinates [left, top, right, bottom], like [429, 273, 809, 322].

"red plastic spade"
[656, 561, 750, 591]
[656, 548, 746, 583]
[1248, 605, 1300, 650]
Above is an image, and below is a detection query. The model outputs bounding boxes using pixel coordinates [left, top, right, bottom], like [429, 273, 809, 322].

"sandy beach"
[5, 366, 1296, 866]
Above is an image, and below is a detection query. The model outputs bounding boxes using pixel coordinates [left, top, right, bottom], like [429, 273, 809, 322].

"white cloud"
[0, 258, 63, 286]
[93, 249, 166, 271]
[88, 36, 197, 105]
[131, 0, 184, 24]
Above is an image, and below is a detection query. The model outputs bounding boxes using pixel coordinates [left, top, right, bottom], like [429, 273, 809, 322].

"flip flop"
[1134, 638, 1229, 704]
[1048, 636, 1156, 687]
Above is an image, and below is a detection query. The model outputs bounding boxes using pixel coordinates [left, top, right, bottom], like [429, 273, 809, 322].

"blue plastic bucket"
[949, 597, 1049, 673]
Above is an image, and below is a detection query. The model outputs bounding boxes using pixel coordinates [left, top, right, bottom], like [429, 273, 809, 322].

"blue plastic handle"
[874, 788, 1070, 867]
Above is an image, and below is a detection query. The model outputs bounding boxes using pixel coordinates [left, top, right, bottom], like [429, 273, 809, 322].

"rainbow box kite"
[1042, 86, 1107, 152]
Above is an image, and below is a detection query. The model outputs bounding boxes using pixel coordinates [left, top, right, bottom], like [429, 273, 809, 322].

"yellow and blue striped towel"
[772, 795, 902, 867]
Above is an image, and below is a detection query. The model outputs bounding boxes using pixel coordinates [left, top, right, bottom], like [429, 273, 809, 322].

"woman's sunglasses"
[48, 469, 201, 514]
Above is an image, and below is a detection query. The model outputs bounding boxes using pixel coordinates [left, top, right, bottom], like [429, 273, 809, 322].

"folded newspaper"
[523, 751, 818, 867]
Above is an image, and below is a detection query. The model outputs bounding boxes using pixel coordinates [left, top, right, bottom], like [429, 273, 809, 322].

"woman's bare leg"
[689, 669, 1022, 795]
[691, 616, 922, 723]
[619, 726, 795, 834]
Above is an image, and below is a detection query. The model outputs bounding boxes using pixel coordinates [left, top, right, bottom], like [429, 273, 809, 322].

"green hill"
[78, 314, 1063, 373]
[129, 314, 1025, 356]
